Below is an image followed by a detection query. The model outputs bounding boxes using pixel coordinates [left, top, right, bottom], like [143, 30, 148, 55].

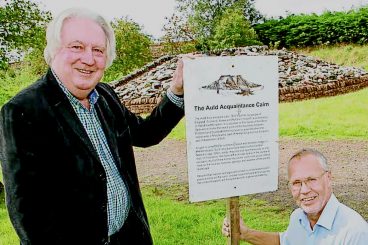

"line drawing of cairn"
[201, 75, 264, 96]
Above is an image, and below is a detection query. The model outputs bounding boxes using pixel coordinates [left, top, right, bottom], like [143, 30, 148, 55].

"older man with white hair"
[0, 7, 184, 245]
[222, 148, 368, 245]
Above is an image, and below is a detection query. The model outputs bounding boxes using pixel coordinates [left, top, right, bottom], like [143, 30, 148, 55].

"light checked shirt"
[53, 70, 129, 236]
[166, 89, 184, 109]
[280, 194, 368, 245]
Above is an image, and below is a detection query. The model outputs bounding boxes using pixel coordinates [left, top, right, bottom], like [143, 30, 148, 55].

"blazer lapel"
[95, 96, 123, 171]
[55, 102, 101, 162]
[44, 70, 101, 163]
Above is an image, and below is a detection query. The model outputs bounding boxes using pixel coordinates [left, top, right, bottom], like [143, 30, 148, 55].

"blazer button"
[101, 238, 109, 245]
[101, 204, 106, 212]
[99, 173, 106, 181]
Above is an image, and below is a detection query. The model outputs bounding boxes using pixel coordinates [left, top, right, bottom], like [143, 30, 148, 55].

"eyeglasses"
[288, 171, 328, 191]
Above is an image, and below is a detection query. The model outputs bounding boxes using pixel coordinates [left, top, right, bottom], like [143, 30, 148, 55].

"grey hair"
[44, 8, 116, 68]
[288, 148, 329, 173]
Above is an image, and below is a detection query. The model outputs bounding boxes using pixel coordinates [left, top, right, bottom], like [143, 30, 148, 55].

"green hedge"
[254, 7, 368, 48]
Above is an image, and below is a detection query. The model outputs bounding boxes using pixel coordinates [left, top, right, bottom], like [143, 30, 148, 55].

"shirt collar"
[315, 194, 339, 230]
[298, 194, 339, 232]
[51, 68, 99, 107]
[299, 211, 312, 232]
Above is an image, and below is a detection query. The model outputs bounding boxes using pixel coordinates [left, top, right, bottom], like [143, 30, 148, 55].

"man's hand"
[170, 59, 184, 96]
[170, 54, 203, 96]
[222, 216, 281, 245]
[222, 217, 250, 239]
[222, 217, 231, 237]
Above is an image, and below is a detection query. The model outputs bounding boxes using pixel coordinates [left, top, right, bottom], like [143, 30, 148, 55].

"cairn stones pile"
[111, 46, 368, 113]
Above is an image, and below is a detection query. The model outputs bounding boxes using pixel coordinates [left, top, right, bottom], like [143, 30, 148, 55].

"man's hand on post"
[222, 216, 250, 240]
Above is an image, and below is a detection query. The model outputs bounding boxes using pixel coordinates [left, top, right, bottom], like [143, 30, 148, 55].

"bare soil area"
[134, 138, 368, 219]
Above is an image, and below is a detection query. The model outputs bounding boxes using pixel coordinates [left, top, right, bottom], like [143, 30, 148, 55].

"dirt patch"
[134, 138, 368, 219]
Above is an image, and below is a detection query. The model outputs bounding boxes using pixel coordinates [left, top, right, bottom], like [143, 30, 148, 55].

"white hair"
[44, 8, 116, 67]
[288, 148, 330, 173]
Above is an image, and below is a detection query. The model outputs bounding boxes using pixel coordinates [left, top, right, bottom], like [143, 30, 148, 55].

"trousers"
[108, 209, 153, 245]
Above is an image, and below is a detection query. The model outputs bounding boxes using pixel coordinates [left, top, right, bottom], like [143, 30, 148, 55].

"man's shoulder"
[337, 202, 368, 228]
[96, 82, 115, 97]
[1, 72, 56, 119]
[335, 203, 368, 243]
[95, 82, 121, 105]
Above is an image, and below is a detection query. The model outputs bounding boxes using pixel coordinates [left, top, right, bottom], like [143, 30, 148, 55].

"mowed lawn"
[169, 87, 368, 140]
[0, 186, 289, 245]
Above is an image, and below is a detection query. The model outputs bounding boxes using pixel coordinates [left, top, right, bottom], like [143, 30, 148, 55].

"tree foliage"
[254, 7, 368, 48]
[0, 0, 51, 69]
[210, 8, 261, 49]
[161, 14, 197, 54]
[104, 17, 153, 81]
[162, 0, 264, 51]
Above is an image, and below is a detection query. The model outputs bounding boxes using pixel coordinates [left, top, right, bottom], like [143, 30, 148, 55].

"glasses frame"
[287, 171, 328, 192]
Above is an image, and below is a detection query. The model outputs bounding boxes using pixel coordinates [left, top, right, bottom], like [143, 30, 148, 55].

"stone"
[110, 46, 368, 114]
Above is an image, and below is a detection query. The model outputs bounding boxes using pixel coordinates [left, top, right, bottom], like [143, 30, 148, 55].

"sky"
[30, 0, 368, 39]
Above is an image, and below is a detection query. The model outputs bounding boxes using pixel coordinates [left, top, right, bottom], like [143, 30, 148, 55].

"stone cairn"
[110, 46, 368, 114]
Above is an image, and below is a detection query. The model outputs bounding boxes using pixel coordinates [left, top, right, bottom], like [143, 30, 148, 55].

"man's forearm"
[241, 229, 280, 245]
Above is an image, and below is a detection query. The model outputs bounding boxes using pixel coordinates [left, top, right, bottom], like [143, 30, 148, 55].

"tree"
[243, 0, 266, 25]
[183, 0, 239, 50]
[210, 8, 261, 49]
[161, 13, 197, 54]
[162, 0, 264, 51]
[0, 0, 51, 69]
[103, 17, 153, 81]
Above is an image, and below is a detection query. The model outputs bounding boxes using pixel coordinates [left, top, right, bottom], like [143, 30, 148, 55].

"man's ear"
[326, 171, 332, 179]
[326, 171, 333, 188]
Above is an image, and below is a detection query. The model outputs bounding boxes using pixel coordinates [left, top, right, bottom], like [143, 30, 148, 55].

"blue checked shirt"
[53, 70, 129, 236]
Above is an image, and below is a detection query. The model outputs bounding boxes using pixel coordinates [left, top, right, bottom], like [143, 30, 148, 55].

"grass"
[0, 192, 18, 245]
[0, 186, 289, 245]
[134, 186, 289, 245]
[279, 88, 368, 139]
[168, 88, 368, 140]
[168, 117, 186, 140]
[0, 68, 39, 107]
[297, 43, 368, 71]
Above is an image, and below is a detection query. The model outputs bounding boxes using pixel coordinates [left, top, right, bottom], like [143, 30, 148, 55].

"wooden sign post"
[183, 56, 278, 243]
[227, 196, 240, 245]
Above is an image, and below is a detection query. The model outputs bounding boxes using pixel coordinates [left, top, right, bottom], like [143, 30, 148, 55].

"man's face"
[51, 17, 107, 99]
[288, 154, 332, 218]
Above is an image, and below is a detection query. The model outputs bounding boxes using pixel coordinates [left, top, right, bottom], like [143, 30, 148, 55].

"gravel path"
[134, 138, 368, 219]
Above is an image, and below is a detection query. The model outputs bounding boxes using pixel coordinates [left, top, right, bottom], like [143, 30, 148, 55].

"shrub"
[254, 7, 368, 48]
[103, 18, 153, 82]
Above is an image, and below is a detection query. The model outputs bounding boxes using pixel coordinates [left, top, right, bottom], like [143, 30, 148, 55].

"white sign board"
[184, 56, 279, 202]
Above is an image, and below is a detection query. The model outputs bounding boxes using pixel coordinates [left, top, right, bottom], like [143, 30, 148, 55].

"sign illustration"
[201, 74, 264, 96]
